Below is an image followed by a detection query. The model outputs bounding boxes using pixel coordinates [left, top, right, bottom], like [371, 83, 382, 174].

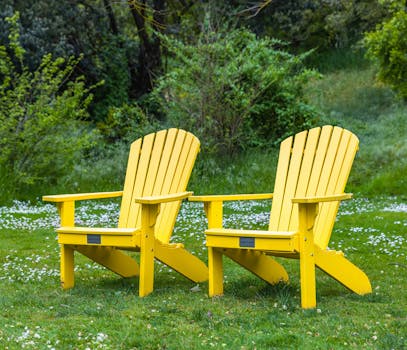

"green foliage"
[0, 1, 139, 122]
[156, 27, 320, 156]
[247, 0, 387, 50]
[0, 12, 98, 199]
[364, 0, 407, 99]
[97, 102, 160, 143]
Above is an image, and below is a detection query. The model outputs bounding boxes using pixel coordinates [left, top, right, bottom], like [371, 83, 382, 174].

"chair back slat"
[118, 129, 200, 243]
[277, 130, 308, 231]
[269, 125, 359, 249]
[269, 136, 293, 230]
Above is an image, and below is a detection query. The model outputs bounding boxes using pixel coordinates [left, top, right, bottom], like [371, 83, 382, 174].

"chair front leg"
[139, 203, 159, 297]
[208, 247, 224, 297]
[298, 202, 318, 309]
[204, 201, 225, 297]
[60, 244, 75, 290]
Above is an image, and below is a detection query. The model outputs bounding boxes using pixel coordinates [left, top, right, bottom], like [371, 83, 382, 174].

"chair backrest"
[269, 125, 359, 249]
[118, 129, 200, 243]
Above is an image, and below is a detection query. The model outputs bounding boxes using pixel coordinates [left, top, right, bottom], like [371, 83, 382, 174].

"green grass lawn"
[0, 197, 405, 349]
[0, 52, 406, 349]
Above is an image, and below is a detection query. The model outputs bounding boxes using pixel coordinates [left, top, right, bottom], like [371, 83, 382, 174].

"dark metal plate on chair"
[239, 237, 255, 248]
[87, 234, 101, 244]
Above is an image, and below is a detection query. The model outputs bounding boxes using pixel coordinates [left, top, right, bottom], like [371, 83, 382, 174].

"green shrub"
[364, 0, 407, 99]
[156, 27, 320, 156]
[0, 12, 98, 200]
[97, 102, 160, 144]
[249, 0, 387, 50]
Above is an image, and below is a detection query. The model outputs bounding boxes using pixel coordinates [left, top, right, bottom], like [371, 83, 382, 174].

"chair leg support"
[223, 249, 289, 285]
[208, 247, 224, 297]
[155, 241, 208, 283]
[60, 244, 75, 290]
[315, 249, 372, 295]
[75, 246, 140, 278]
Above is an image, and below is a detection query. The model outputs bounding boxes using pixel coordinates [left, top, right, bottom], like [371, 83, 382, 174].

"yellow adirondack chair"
[43, 129, 208, 297]
[190, 125, 372, 308]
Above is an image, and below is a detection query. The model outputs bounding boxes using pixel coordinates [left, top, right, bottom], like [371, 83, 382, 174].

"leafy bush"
[97, 102, 159, 143]
[248, 0, 387, 50]
[156, 27, 320, 156]
[364, 0, 407, 99]
[0, 12, 98, 199]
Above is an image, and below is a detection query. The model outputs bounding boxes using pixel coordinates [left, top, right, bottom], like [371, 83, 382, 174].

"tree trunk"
[103, 0, 119, 35]
[128, 0, 165, 97]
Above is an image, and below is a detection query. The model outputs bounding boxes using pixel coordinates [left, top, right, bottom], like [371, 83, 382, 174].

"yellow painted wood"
[118, 139, 142, 228]
[75, 246, 140, 278]
[305, 125, 333, 197]
[189, 193, 273, 202]
[289, 127, 321, 231]
[56, 201, 75, 226]
[223, 249, 289, 284]
[292, 193, 352, 203]
[196, 125, 371, 308]
[42, 129, 208, 297]
[315, 248, 372, 294]
[57, 227, 139, 235]
[148, 130, 179, 242]
[134, 191, 192, 204]
[153, 130, 186, 239]
[155, 241, 208, 282]
[316, 132, 359, 248]
[313, 130, 351, 240]
[60, 245, 74, 289]
[269, 136, 293, 230]
[206, 229, 297, 239]
[153, 129, 179, 196]
[311, 127, 343, 247]
[127, 132, 156, 229]
[57, 232, 141, 248]
[143, 130, 168, 197]
[156, 131, 200, 243]
[298, 202, 317, 309]
[43, 191, 123, 202]
[206, 233, 298, 252]
[204, 201, 223, 229]
[139, 203, 159, 297]
[278, 130, 308, 231]
[208, 247, 224, 297]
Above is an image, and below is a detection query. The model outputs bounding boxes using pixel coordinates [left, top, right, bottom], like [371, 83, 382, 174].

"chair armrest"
[43, 191, 123, 203]
[134, 191, 193, 205]
[292, 193, 352, 204]
[43, 191, 123, 227]
[189, 193, 273, 202]
[189, 193, 273, 230]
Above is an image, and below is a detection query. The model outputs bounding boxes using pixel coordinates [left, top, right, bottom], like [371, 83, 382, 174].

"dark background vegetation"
[0, 0, 405, 202]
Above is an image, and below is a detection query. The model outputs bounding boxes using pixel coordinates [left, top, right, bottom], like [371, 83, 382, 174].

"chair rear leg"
[315, 248, 372, 295]
[154, 241, 208, 283]
[75, 246, 140, 278]
[224, 249, 289, 285]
